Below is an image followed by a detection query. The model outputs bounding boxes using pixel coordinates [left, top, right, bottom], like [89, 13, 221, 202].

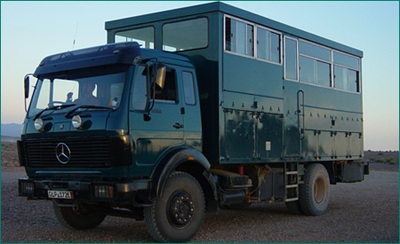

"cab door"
[130, 64, 184, 169]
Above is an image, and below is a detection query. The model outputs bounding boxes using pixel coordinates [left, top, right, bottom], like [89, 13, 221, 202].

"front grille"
[25, 137, 113, 168]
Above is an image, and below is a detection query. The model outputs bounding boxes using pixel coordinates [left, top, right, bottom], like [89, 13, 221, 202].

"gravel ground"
[2, 141, 398, 242]
[2, 167, 398, 242]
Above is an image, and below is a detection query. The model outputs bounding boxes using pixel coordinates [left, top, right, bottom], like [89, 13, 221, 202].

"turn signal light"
[94, 185, 114, 199]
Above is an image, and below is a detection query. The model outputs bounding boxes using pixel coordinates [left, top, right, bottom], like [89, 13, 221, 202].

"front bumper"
[18, 178, 151, 206]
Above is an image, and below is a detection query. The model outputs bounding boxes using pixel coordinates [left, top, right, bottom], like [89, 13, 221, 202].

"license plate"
[48, 190, 74, 199]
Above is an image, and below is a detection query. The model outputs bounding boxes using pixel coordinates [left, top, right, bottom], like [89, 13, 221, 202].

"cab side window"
[154, 67, 178, 103]
[182, 71, 196, 105]
[132, 65, 148, 111]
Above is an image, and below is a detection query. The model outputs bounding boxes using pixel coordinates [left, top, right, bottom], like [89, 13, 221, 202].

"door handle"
[173, 123, 184, 129]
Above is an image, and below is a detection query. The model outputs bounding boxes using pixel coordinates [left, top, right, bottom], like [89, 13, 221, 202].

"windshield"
[28, 70, 128, 118]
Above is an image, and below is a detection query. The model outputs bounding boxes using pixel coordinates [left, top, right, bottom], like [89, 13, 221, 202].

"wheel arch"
[150, 146, 218, 213]
[320, 161, 336, 184]
[301, 162, 335, 184]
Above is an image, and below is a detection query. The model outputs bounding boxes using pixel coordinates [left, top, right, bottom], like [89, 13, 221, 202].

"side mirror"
[134, 61, 166, 122]
[24, 75, 30, 99]
[155, 65, 166, 90]
[24, 74, 33, 112]
[144, 64, 166, 122]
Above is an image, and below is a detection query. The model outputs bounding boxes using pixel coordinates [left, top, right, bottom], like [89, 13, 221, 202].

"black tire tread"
[299, 163, 330, 216]
[144, 171, 205, 242]
[144, 202, 168, 242]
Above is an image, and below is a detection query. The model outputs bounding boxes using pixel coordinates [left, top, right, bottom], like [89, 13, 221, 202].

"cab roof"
[34, 42, 192, 77]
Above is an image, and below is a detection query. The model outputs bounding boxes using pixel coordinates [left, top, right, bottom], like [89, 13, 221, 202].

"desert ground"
[2, 138, 398, 242]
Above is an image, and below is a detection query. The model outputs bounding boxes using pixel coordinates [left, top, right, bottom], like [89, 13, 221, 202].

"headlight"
[34, 118, 44, 131]
[72, 115, 82, 129]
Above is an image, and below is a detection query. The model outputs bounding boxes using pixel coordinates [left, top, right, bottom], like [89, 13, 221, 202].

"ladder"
[284, 162, 299, 202]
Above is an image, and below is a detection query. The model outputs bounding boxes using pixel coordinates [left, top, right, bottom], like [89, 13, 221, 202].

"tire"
[144, 171, 205, 242]
[52, 201, 106, 230]
[299, 164, 330, 216]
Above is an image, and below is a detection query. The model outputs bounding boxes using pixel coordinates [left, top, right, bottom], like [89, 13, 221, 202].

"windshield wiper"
[65, 105, 114, 118]
[33, 104, 77, 120]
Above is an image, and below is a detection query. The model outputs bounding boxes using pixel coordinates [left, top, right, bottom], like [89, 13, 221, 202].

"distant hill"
[1, 123, 22, 138]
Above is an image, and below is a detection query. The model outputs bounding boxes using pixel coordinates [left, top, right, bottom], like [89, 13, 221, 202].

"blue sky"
[1, 1, 399, 151]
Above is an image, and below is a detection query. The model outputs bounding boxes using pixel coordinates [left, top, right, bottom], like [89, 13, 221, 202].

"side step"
[210, 169, 252, 189]
[210, 169, 252, 205]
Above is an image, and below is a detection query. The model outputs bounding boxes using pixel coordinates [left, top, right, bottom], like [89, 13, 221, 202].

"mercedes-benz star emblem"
[55, 143, 71, 164]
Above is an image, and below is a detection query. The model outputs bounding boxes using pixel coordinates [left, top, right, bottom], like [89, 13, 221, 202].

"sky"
[1, 1, 399, 151]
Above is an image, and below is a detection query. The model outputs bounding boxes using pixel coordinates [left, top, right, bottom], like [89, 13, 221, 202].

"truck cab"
[19, 42, 217, 242]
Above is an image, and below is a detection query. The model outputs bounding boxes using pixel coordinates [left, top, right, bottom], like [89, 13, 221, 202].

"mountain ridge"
[1, 123, 22, 137]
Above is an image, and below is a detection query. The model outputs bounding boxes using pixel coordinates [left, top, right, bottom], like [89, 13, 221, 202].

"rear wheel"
[144, 171, 205, 242]
[299, 164, 330, 216]
[52, 201, 106, 230]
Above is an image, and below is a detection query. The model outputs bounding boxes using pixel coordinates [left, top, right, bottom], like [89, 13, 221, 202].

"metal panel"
[257, 113, 283, 160]
[318, 131, 335, 159]
[224, 110, 255, 161]
[342, 163, 364, 182]
[335, 132, 348, 158]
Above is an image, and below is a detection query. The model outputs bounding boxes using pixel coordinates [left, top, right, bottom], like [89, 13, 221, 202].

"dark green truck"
[18, 2, 368, 242]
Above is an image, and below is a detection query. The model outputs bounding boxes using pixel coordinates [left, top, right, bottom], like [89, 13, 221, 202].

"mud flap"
[342, 162, 365, 182]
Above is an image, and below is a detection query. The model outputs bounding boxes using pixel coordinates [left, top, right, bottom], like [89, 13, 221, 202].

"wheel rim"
[168, 191, 194, 227]
[314, 177, 325, 203]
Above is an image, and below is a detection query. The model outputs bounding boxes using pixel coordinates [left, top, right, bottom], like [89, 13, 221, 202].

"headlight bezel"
[71, 115, 82, 129]
[34, 118, 44, 131]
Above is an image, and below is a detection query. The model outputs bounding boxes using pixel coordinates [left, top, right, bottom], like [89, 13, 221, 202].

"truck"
[18, 2, 368, 242]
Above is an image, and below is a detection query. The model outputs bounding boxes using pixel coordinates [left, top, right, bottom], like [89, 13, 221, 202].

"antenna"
[72, 22, 79, 50]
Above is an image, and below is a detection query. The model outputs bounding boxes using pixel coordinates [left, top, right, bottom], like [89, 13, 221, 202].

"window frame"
[224, 15, 254, 57]
[115, 26, 155, 49]
[299, 40, 331, 62]
[162, 17, 209, 52]
[333, 62, 360, 93]
[256, 25, 282, 64]
[182, 71, 197, 106]
[284, 36, 361, 94]
[284, 36, 299, 82]
[333, 50, 360, 70]
[131, 64, 149, 111]
[299, 39, 332, 88]
[333, 50, 362, 93]
[223, 14, 282, 65]
[153, 66, 179, 104]
[299, 56, 331, 88]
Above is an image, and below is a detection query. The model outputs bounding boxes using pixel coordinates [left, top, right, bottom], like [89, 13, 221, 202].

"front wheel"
[144, 171, 205, 242]
[52, 201, 106, 230]
[299, 164, 330, 216]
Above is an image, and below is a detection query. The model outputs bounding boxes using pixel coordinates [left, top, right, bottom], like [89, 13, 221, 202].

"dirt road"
[2, 168, 398, 242]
